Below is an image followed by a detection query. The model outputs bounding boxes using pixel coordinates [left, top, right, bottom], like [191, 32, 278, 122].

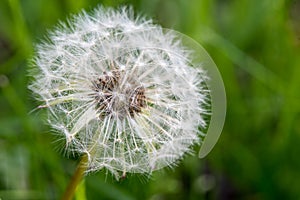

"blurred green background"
[1, 0, 300, 199]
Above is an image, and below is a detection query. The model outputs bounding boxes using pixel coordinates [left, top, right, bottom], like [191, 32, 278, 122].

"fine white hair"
[29, 6, 209, 179]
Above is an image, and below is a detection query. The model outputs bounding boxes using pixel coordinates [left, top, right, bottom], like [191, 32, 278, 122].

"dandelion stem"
[61, 154, 88, 200]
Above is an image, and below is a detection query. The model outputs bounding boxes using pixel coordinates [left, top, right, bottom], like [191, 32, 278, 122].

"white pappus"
[29, 6, 210, 179]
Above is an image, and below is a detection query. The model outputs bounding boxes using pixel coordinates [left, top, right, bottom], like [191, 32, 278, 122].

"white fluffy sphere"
[29, 6, 209, 179]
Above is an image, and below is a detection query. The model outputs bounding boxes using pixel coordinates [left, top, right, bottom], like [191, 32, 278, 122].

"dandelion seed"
[29, 6, 212, 179]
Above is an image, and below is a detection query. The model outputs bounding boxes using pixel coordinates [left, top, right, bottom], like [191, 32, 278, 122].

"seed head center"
[92, 69, 146, 118]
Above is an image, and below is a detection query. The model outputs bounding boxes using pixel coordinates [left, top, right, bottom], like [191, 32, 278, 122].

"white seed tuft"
[29, 6, 209, 179]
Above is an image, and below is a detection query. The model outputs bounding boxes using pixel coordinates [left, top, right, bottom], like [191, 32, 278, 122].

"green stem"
[61, 154, 88, 200]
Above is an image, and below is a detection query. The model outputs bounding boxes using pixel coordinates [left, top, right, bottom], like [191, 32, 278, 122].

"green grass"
[1, 0, 300, 199]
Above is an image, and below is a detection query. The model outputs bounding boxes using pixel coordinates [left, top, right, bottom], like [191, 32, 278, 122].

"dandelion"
[29, 6, 210, 181]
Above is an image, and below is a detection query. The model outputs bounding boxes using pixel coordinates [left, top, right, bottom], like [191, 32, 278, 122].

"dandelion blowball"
[29, 6, 211, 179]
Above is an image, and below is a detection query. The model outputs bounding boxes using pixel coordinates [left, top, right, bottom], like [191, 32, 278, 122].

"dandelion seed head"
[29, 6, 210, 179]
